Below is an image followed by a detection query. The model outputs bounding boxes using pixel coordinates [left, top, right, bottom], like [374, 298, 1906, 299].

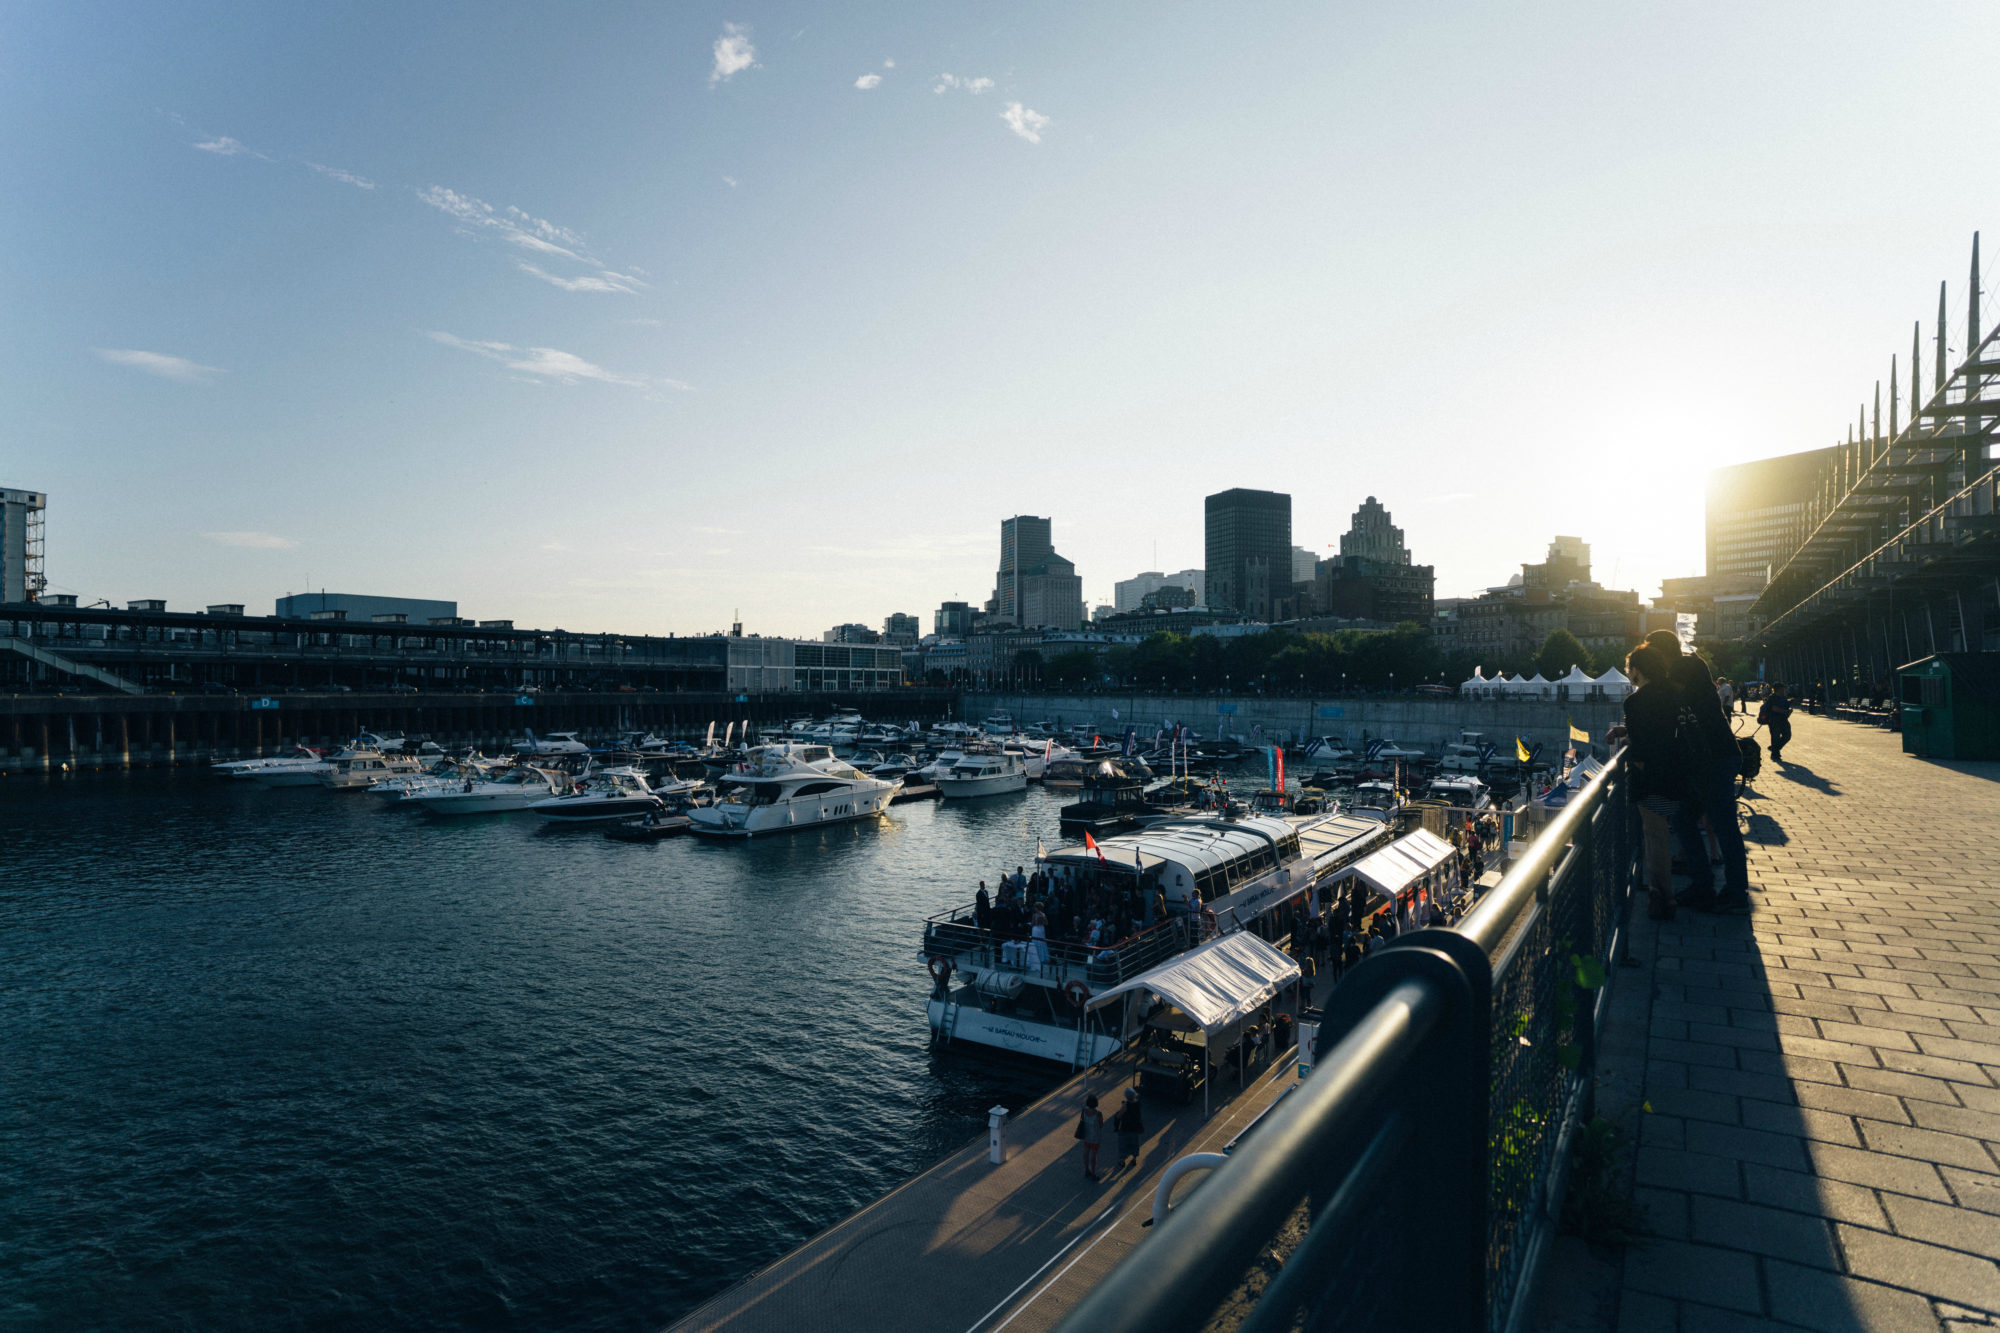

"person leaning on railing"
[1610, 642, 1692, 921]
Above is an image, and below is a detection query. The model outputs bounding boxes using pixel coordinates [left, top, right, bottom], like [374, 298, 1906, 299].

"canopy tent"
[1556, 664, 1595, 691]
[1591, 667, 1632, 699]
[1459, 668, 1488, 695]
[1086, 930, 1302, 1116]
[1522, 673, 1553, 697]
[1344, 828, 1457, 904]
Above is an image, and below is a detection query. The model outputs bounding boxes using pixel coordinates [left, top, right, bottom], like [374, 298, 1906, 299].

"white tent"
[1344, 828, 1457, 905]
[1591, 666, 1632, 699]
[1086, 930, 1301, 1116]
[1556, 664, 1594, 695]
[1459, 668, 1488, 695]
[1523, 673, 1552, 697]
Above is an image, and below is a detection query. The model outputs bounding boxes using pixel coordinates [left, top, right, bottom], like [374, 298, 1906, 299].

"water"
[0, 773, 1067, 1332]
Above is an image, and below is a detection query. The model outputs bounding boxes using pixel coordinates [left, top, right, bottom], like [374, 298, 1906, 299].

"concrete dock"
[668, 1024, 1313, 1333]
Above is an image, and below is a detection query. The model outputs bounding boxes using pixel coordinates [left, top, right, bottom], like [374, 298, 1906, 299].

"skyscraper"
[1315, 496, 1435, 625]
[1204, 488, 1294, 620]
[1, 487, 46, 604]
[993, 515, 1083, 630]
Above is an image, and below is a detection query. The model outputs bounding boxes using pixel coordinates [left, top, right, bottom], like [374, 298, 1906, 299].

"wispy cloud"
[1001, 102, 1050, 143]
[428, 330, 690, 392]
[883, 58, 896, 69]
[203, 531, 296, 549]
[307, 162, 376, 190]
[722, 175, 738, 188]
[516, 261, 640, 294]
[94, 348, 223, 384]
[855, 73, 882, 90]
[711, 23, 757, 84]
[192, 135, 255, 156]
[934, 73, 995, 95]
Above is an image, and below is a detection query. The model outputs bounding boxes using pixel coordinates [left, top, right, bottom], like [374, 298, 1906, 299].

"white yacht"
[1300, 736, 1358, 766]
[1425, 774, 1491, 810]
[686, 744, 897, 839]
[211, 746, 323, 779]
[515, 730, 589, 757]
[999, 739, 1070, 781]
[937, 753, 1028, 799]
[981, 711, 1016, 735]
[319, 748, 424, 791]
[356, 730, 408, 754]
[1367, 738, 1429, 762]
[527, 767, 665, 823]
[1436, 732, 1495, 773]
[922, 813, 1393, 1067]
[404, 766, 563, 815]
[1348, 780, 1405, 821]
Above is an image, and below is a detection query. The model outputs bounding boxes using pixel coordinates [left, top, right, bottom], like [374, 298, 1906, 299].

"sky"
[5, 2, 1998, 638]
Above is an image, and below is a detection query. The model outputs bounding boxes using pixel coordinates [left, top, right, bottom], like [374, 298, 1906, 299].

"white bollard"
[988, 1106, 1010, 1164]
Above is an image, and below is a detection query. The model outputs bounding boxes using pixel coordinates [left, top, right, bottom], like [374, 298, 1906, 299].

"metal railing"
[1055, 751, 1632, 1333]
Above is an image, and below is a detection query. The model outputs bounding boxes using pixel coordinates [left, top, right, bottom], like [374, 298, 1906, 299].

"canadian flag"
[1084, 830, 1107, 863]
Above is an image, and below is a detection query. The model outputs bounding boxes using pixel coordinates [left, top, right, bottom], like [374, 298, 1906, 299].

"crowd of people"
[1611, 629, 1755, 920]
[971, 862, 1173, 964]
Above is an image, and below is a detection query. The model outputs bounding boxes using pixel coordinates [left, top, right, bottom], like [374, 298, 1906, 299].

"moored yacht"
[936, 753, 1028, 799]
[1437, 732, 1495, 772]
[212, 745, 323, 779]
[1348, 780, 1406, 821]
[319, 748, 424, 791]
[686, 744, 897, 838]
[1425, 773, 1491, 810]
[515, 730, 590, 756]
[527, 767, 664, 823]
[402, 766, 562, 815]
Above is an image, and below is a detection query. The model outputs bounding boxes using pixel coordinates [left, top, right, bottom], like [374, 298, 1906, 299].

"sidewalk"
[1550, 713, 2000, 1331]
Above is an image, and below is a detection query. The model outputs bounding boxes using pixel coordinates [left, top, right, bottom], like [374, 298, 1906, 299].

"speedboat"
[1348, 780, 1405, 822]
[1300, 737, 1358, 766]
[687, 744, 897, 838]
[937, 753, 1028, 799]
[1425, 774, 1491, 810]
[982, 711, 1016, 735]
[1367, 739, 1429, 762]
[355, 730, 408, 754]
[402, 766, 562, 815]
[1436, 732, 1495, 773]
[211, 746, 323, 779]
[515, 730, 589, 757]
[527, 767, 665, 823]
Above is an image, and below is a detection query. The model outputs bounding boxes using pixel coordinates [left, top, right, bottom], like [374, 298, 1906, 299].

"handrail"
[1457, 751, 1625, 957]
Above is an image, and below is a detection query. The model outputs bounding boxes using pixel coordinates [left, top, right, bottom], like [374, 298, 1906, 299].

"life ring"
[928, 955, 953, 982]
[1064, 979, 1091, 1008]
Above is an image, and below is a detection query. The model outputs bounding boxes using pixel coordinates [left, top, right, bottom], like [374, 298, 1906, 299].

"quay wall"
[962, 691, 1625, 755]
[0, 689, 958, 774]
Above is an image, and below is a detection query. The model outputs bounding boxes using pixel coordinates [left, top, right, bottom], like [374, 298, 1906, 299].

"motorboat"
[527, 767, 665, 823]
[1436, 732, 1495, 773]
[318, 748, 424, 791]
[999, 738, 1069, 781]
[211, 745, 323, 779]
[981, 711, 1016, 735]
[401, 766, 562, 815]
[1300, 736, 1358, 766]
[937, 753, 1028, 799]
[1348, 780, 1405, 821]
[355, 730, 408, 754]
[1425, 774, 1491, 810]
[921, 812, 1395, 1068]
[1058, 774, 1167, 836]
[1367, 738, 1429, 762]
[370, 756, 484, 800]
[515, 729, 590, 757]
[686, 744, 898, 838]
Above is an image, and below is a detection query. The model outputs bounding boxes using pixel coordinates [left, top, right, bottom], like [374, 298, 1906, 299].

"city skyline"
[7, 4, 2000, 638]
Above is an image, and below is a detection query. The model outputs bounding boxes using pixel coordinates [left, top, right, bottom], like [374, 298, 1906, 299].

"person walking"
[1112, 1087, 1145, 1169]
[1759, 684, 1794, 764]
[1642, 630, 1751, 915]
[1075, 1093, 1104, 1181]
[1613, 643, 1692, 921]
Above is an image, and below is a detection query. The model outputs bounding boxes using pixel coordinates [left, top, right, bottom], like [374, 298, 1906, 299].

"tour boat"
[686, 744, 898, 838]
[527, 767, 665, 823]
[937, 753, 1028, 799]
[920, 812, 1394, 1068]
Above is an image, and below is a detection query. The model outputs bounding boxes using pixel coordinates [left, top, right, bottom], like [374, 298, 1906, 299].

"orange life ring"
[1064, 979, 1091, 1008]
[928, 955, 953, 982]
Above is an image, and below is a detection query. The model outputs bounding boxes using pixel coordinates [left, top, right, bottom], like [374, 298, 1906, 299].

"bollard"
[988, 1105, 1010, 1164]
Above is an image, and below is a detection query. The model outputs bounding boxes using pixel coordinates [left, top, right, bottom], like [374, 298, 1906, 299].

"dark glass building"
[1204, 488, 1294, 620]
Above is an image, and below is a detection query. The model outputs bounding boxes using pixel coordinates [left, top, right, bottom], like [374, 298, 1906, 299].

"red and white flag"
[1083, 830, 1107, 863]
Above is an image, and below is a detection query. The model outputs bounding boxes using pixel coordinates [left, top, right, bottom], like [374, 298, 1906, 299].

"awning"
[1084, 930, 1300, 1032]
[1344, 829, 1456, 900]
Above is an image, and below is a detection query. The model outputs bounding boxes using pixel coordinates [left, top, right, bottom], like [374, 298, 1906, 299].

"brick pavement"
[1606, 713, 2000, 1331]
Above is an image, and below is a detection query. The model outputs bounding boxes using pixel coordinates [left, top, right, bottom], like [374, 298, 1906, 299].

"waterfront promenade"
[1552, 713, 2000, 1331]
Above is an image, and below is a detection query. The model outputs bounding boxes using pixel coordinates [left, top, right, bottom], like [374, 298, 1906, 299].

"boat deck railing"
[923, 911, 1200, 989]
[1053, 750, 1633, 1333]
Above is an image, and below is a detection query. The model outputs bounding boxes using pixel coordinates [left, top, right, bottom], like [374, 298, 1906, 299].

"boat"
[211, 745, 323, 779]
[920, 812, 1395, 1067]
[1348, 780, 1405, 821]
[515, 730, 590, 757]
[355, 730, 408, 754]
[936, 753, 1028, 799]
[318, 748, 423, 791]
[1366, 738, 1429, 762]
[527, 767, 666, 823]
[401, 766, 562, 815]
[686, 744, 898, 838]
[1299, 736, 1358, 766]
[603, 812, 693, 841]
[1425, 774, 1491, 810]
[1436, 732, 1495, 773]
[981, 711, 1016, 735]
[1059, 773, 1168, 836]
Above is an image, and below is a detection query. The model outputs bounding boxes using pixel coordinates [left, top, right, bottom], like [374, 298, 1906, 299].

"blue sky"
[5, 3, 1997, 636]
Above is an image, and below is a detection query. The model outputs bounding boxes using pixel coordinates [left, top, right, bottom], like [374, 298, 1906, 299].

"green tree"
[1532, 628, 1591, 680]
[1044, 650, 1098, 689]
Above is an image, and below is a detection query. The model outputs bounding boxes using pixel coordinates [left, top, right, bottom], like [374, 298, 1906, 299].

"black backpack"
[1737, 735, 1762, 784]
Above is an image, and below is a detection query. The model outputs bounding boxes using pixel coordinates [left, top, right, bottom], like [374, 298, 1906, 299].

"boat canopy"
[1042, 815, 1300, 880]
[1344, 829, 1457, 901]
[1083, 930, 1299, 1032]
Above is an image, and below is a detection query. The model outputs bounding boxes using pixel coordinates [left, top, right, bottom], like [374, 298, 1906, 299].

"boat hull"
[406, 790, 548, 815]
[936, 774, 1028, 799]
[532, 797, 663, 823]
[926, 998, 1124, 1067]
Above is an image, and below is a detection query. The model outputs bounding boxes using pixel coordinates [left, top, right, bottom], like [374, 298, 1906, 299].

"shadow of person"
[1774, 762, 1841, 796]
[1741, 811, 1789, 846]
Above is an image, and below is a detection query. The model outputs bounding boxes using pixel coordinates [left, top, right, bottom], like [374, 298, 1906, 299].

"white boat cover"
[1345, 828, 1457, 900]
[1084, 930, 1299, 1032]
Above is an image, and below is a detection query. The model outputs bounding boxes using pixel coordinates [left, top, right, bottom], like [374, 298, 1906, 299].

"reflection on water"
[0, 772, 1065, 1332]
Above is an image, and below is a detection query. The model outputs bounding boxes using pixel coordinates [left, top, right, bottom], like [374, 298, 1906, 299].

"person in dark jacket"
[1112, 1087, 1145, 1168]
[1759, 685, 1794, 763]
[1643, 631, 1751, 914]
[1616, 643, 1691, 920]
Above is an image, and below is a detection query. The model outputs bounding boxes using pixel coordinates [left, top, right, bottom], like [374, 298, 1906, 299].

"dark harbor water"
[0, 772, 1071, 1332]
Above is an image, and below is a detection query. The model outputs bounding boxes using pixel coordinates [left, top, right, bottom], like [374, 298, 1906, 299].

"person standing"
[1076, 1093, 1104, 1181]
[1642, 630, 1751, 914]
[1613, 643, 1692, 921]
[1112, 1088, 1145, 1169]
[1760, 685, 1794, 764]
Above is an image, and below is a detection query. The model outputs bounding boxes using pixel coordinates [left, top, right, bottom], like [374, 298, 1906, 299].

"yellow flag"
[1568, 718, 1589, 743]
[1515, 737, 1531, 764]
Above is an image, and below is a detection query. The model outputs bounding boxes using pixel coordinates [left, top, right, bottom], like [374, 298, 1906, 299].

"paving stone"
[1763, 1258, 1953, 1332]
[1636, 1146, 1742, 1198]
[1882, 1191, 2000, 1262]
[1844, 1066, 1968, 1106]
[1836, 1224, 2000, 1313]
[1804, 1141, 1952, 1200]
[1648, 1085, 1740, 1126]
[1858, 1119, 2000, 1172]
[1614, 1290, 1679, 1333]
[1951, 1083, 2000, 1115]
[1740, 1098, 1863, 1148]
[1690, 1066, 1802, 1103]
[1624, 1239, 1762, 1312]
[1741, 1164, 1888, 1228]
[1792, 1079, 1913, 1124]
[1690, 1195, 1839, 1268]
[1633, 1186, 1689, 1240]
[1686, 1120, 1812, 1170]
[1879, 1049, 2000, 1086]
[1820, 1019, 1924, 1052]
[1907, 1100, 2000, 1144]
[1939, 1166, 2000, 1217]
